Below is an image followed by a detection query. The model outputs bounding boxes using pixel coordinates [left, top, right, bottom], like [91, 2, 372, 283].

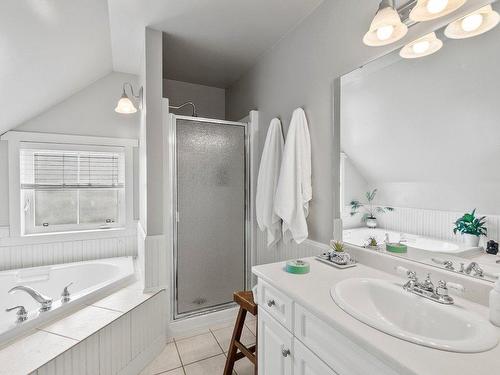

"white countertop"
[252, 257, 500, 375]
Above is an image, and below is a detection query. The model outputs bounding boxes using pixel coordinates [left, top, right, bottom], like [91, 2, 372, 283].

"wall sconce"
[363, 0, 408, 46]
[115, 83, 143, 114]
[445, 5, 499, 39]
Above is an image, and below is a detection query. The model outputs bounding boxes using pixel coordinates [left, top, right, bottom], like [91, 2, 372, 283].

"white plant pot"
[462, 234, 480, 248]
[366, 218, 377, 228]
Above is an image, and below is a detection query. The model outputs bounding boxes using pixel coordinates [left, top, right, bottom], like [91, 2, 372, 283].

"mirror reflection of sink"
[331, 278, 498, 353]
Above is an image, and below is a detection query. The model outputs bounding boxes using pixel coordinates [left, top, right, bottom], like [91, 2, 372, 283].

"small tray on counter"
[315, 255, 357, 269]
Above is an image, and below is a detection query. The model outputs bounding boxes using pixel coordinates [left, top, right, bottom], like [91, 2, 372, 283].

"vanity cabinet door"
[258, 307, 293, 375]
[293, 338, 338, 375]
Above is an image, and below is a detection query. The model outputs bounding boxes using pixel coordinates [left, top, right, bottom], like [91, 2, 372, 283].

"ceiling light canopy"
[400, 32, 443, 58]
[445, 5, 500, 39]
[410, 0, 466, 22]
[363, 0, 408, 46]
[115, 83, 142, 114]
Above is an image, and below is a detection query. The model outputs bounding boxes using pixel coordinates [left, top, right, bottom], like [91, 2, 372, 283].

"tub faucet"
[8, 286, 52, 311]
[464, 262, 484, 277]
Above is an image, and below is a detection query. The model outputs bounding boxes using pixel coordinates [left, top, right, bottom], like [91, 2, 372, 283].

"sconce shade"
[445, 5, 499, 39]
[400, 32, 443, 58]
[363, 4, 408, 46]
[115, 92, 137, 114]
[409, 0, 466, 22]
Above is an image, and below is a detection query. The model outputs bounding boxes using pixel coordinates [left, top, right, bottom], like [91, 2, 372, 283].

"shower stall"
[167, 114, 250, 319]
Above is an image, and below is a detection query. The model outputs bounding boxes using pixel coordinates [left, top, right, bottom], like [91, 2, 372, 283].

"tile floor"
[140, 315, 256, 375]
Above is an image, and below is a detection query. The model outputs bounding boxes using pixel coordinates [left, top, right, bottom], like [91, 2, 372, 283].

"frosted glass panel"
[176, 120, 246, 315]
[35, 190, 77, 226]
[79, 190, 119, 224]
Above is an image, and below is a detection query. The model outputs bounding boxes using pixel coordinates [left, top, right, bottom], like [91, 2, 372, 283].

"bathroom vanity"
[253, 258, 500, 375]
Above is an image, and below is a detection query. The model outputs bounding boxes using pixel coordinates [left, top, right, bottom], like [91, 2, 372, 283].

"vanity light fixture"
[409, 0, 466, 22]
[363, 0, 408, 46]
[115, 83, 143, 114]
[444, 5, 499, 39]
[400, 32, 443, 58]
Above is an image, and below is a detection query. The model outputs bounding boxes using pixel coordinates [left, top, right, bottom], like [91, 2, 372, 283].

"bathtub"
[343, 227, 480, 257]
[0, 257, 135, 346]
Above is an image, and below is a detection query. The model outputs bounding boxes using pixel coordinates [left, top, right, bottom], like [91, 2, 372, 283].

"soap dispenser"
[490, 278, 500, 327]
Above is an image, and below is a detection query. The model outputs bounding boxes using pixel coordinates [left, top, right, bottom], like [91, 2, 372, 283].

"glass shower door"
[175, 118, 247, 317]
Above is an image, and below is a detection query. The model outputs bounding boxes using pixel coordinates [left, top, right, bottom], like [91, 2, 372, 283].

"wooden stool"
[223, 291, 258, 375]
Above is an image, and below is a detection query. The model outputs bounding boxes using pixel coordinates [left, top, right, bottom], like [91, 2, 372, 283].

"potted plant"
[350, 189, 394, 228]
[365, 236, 379, 250]
[453, 209, 487, 248]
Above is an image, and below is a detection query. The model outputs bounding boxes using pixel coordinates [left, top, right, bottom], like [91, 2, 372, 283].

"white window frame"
[1, 131, 138, 241]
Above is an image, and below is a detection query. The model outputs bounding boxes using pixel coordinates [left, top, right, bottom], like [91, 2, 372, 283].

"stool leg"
[224, 307, 247, 375]
[254, 315, 258, 375]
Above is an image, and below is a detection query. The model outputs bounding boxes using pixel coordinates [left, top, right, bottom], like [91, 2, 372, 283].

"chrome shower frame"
[167, 114, 251, 321]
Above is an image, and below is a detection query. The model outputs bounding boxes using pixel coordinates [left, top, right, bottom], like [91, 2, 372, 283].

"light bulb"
[412, 40, 431, 54]
[426, 0, 449, 14]
[376, 25, 395, 41]
[461, 13, 484, 32]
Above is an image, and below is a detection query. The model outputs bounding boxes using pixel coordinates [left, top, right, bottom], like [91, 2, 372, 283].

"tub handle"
[6, 306, 28, 322]
[61, 282, 73, 303]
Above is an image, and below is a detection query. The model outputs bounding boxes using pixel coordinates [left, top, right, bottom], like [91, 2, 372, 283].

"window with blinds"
[20, 147, 126, 234]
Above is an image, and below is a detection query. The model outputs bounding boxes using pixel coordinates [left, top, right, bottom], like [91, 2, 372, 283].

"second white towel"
[274, 108, 312, 244]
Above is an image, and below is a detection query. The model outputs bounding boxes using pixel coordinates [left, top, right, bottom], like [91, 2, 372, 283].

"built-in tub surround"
[253, 258, 500, 375]
[1, 257, 134, 346]
[343, 227, 480, 257]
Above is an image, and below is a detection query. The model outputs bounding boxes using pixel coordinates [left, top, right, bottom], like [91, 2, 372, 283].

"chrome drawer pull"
[267, 299, 276, 307]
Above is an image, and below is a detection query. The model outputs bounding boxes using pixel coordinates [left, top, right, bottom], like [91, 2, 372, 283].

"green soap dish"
[286, 259, 310, 274]
[386, 243, 407, 253]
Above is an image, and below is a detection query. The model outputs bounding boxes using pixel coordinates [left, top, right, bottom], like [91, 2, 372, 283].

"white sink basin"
[331, 278, 498, 353]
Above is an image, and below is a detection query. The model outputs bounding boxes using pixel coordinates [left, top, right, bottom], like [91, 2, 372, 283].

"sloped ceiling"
[0, 0, 113, 135]
[109, 0, 324, 88]
[1, 0, 323, 134]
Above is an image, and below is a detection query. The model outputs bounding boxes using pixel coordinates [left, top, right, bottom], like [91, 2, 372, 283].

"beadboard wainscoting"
[137, 226, 168, 291]
[0, 229, 137, 271]
[30, 290, 167, 375]
[343, 206, 500, 245]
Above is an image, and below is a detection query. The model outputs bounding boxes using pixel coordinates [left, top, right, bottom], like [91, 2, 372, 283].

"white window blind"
[20, 149, 125, 189]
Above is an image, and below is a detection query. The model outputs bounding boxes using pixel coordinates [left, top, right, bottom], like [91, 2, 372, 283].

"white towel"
[256, 118, 284, 247]
[274, 108, 312, 244]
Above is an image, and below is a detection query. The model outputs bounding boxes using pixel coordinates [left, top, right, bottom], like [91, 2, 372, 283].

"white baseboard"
[167, 306, 239, 339]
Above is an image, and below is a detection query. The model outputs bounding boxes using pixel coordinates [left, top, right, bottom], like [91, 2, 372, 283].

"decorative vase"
[462, 233, 480, 248]
[366, 217, 377, 228]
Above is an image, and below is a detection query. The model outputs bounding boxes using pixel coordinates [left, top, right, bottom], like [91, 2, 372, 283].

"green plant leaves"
[453, 209, 487, 237]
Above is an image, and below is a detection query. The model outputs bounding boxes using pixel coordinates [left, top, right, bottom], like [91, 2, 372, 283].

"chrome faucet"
[397, 267, 464, 305]
[464, 262, 484, 277]
[8, 286, 52, 311]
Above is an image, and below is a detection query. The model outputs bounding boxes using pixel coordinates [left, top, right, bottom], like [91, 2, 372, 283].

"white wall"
[142, 28, 164, 237]
[163, 79, 225, 119]
[0, 141, 8, 227]
[16, 72, 139, 138]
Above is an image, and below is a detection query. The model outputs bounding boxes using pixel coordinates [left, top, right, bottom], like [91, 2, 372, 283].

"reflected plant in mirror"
[453, 209, 487, 248]
[349, 189, 394, 228]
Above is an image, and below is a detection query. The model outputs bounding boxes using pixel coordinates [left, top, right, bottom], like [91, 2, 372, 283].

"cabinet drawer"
[258, 279, 293, 331]
[258, 307, 293, 375]
[294, 337, 338, 375]
[294, 303, 399, 375]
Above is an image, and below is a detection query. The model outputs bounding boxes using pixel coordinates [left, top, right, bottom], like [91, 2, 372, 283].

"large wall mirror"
[340, 1, 500, 283]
